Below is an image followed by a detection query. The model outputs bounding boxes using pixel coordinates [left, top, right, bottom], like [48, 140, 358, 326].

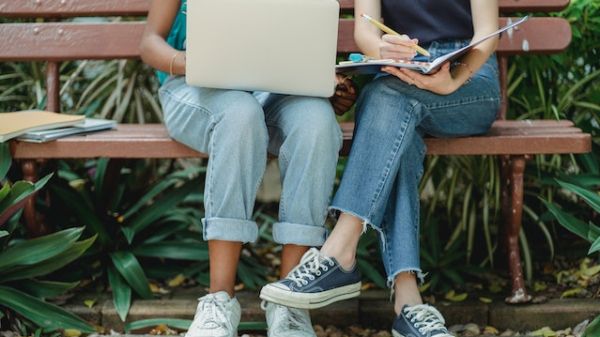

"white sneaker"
[185, 291, 241, 337]
[263, 301, 316, 337]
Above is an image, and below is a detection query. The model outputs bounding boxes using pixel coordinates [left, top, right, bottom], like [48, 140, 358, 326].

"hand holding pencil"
[362, 14, 430, 58]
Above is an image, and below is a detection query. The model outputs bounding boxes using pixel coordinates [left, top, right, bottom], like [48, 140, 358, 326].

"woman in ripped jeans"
[261, 1, 501, 336]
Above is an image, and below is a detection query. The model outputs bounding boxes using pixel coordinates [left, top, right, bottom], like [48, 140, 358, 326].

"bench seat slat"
[0, 18, 571, 61]
[10, 122, 591, 159]
[0, 0, 569, 17]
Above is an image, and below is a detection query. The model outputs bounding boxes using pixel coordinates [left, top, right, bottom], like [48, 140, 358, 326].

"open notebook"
[337, 16, 529, 75]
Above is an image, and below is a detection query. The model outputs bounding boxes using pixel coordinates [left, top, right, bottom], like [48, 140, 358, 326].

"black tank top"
[380, 0, 474, 46]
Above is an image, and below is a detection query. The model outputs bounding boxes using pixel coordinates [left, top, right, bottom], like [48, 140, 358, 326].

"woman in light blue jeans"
[140, 1, 356, 336]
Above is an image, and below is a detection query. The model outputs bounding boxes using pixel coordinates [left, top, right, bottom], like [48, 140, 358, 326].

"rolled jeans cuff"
[272, 222, 328, 247]
[202, 217, 259, 243]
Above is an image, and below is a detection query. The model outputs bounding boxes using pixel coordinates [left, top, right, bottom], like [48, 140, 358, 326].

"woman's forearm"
[140, 35, 186, 76]
[354, 0, 384, 58]
[139, 0, 184, 75]
[452, 0, 499, 85]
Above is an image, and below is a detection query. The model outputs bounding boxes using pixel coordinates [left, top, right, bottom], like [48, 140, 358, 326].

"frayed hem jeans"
[330, 40, 502, 286]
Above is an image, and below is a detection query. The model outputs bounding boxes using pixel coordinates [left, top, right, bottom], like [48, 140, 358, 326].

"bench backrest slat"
[0, 0, 569, 17]
[0, 0, 571, 119]
[0, 18, 571, 61]
[0, 0, 148, 18]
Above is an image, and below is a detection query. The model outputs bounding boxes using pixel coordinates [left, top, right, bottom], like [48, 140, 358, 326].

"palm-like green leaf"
[0, 227, 83, 270]
[0, 181, 33, 211]
[0, 183, 10, 203]
[124, 177, 201, 243]
[125, 318, 192, 333]
[0, 286, 96, 333]
[0, 173, 52, 226]
[108, 265, 132, 322]
[543, 200, 589, 241]
[120, 166, 202, 221]
[120, 179, 177, 221]
[15, 279, 80, 299]
[0, 235, 96, 282]
[584, 315, 600, 337]
[110, 251, 153, 299]
[133, 242, 208, 261]
[0, 142, 10, 180]
[93, 158, 110, 204]
[589, 236, 600, 254]
[50, 183, 110, 246]
[556, 180, 600, 214]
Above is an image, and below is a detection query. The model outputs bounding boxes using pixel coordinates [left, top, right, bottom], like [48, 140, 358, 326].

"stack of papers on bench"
[0, 111, 85, 142]
[18, 118, 117, 143]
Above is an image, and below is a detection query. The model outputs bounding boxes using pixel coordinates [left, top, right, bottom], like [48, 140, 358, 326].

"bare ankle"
[393, 272, 423, 315]
[319, 213, 363, 269]
[320, 244, 356, 269]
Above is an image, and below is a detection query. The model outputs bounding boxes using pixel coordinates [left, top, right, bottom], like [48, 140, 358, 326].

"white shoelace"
[403, 304, 452, 337]
[192, 293, 233, 332]
[286, 248, 335, 287]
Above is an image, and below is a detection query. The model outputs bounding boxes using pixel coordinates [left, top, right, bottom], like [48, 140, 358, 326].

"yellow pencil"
[361, 14, 430, 57]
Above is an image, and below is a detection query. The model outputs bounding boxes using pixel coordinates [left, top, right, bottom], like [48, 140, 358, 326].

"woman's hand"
[330, 75, 357, 115]
[379, 34, 418, 60]
[382, 62, 461, 95]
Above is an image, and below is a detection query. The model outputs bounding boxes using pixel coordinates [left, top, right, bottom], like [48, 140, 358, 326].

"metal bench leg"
[21, 160, 50, 237]
[502, 155, 532, 304]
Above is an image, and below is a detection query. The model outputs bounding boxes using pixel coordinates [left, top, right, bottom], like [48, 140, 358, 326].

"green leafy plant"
[49, 159, 206, 321]
[543, 153, 600, 255]
[420, 218, 483, 293]
[0, 143, 96, 333]
[542, 151, 599, 337]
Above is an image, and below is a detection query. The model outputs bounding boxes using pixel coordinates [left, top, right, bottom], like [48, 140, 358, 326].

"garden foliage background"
[0, 0, 599, 332]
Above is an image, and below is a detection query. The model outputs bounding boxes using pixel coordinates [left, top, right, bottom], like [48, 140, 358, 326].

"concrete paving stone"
[68, 290, 600, 333]
[489, 298, 600, 331]
[102, 299, 197, 332]
[312, 299, 360, 326]
[62, 304, 102, 326]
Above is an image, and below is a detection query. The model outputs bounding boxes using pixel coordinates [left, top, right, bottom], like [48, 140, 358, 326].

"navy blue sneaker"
[392, 304, 453, 337]
[260, 248, 361, 309]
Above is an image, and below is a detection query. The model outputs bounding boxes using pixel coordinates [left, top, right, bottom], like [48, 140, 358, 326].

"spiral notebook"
[336, 16, 529, 75]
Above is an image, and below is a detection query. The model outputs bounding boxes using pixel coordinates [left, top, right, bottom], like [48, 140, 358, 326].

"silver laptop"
[185, 0, 339, 97]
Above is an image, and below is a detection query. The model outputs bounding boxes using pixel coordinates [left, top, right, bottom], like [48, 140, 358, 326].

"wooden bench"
[0, 0, 591, 303]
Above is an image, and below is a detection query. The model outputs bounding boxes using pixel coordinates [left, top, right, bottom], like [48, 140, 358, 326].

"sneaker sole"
[259, 282, 362, 309]
[391, 331, 404, 337]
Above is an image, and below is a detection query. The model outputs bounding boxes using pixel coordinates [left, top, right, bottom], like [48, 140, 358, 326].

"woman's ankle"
[319, 213, 363, 269]
[320, 245, 356, 270]
[393, 272, 423, 315]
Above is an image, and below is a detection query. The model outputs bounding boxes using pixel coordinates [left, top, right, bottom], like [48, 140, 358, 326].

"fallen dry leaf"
[444, 290, 468, 302]
[83, 299, 96, 309]
[63, 329, 81, 337]
[167, 274, 186, 288]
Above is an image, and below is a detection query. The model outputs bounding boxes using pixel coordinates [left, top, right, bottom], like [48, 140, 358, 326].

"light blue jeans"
[159, 77, 342, 246]
[330, 40, 501, 286]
